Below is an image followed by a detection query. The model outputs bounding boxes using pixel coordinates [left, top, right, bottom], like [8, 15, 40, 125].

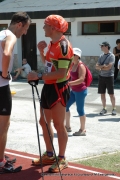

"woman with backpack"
[65, 48, 88, 136]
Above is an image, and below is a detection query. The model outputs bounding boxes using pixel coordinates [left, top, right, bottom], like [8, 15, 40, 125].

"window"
[117, 22, 120, 33]
[0, 24, 8, 31]
[64, 22, 71, 35]
[82, 21, 120, 35]
[84, 23, 98, 34]
[100, 22, 114, 34]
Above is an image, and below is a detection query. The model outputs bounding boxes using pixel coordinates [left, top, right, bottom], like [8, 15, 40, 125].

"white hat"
[73, 48, 82, 58]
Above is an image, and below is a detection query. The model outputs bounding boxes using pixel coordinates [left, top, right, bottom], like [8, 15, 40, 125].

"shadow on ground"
[98, 118, 120, 122]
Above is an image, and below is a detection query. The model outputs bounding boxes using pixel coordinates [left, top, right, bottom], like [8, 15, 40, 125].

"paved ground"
[7, 79, 120, 162]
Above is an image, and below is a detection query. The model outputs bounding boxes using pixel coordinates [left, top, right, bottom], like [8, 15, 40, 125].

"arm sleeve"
[109, 54, 115, 64]
[97, 56, 101, 64]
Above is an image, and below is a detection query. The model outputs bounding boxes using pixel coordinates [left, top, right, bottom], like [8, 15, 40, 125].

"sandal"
[65, 126, 72, 132]
[73, 129, 86, 136]
[5, 155, 16, 164]
[0, 162, 22, 174]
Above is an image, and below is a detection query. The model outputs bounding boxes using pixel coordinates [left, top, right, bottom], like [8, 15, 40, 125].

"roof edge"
[0, 7, 119, 20]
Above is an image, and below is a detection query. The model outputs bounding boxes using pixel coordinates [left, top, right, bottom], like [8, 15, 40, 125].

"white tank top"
[0, 30, 14, 87]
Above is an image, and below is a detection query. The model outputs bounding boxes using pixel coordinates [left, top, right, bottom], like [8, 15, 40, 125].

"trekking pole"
[35, 85, 63, 180]
[29, 81, 44, 180]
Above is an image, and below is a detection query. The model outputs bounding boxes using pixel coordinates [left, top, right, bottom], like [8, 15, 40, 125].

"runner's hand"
[37, 41, 47, 53]
[27, 72, 39, 81]
[2, 72, 11, 80]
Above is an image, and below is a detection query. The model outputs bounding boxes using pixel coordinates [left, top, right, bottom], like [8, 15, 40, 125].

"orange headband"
[44, 15, 68, 33]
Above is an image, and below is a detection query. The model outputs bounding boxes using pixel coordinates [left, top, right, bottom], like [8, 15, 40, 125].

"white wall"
[1, 15, 120, 60]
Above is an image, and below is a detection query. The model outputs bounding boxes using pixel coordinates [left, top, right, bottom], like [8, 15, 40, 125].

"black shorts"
[0, 85, 12, 115]
[98, 75, 114, 94]
[41, 81, 70, 109]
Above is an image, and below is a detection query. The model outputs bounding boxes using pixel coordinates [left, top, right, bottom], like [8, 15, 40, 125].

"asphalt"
[7, 79, 120, 161]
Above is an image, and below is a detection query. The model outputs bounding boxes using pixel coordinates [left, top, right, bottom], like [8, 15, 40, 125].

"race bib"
[44, 60, 53, 73]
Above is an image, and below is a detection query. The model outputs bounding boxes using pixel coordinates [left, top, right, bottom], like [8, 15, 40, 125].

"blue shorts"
[66, 89, 87, 116]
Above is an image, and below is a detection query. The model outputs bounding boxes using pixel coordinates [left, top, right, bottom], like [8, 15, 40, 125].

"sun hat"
[73, 48, 82, 58]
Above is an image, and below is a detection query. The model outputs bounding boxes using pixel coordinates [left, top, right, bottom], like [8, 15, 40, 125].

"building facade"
[0, 0, 120, 79]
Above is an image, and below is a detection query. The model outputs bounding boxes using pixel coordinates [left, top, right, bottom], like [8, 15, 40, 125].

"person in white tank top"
[0, 12, 31, 171]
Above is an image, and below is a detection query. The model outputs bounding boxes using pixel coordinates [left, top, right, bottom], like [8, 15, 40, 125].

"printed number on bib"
[44, 61, 53, 73]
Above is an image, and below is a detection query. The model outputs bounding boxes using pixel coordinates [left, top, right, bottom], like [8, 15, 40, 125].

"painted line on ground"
[5, 151, 120, 180]
[69, 165, 120, 179]
[5, 151, 33, 160]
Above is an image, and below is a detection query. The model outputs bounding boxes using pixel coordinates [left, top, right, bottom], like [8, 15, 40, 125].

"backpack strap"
[101, 53, 110, 65]
[77, 62, 87, 81]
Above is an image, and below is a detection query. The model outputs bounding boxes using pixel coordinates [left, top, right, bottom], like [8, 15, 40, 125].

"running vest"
[44, 35, 73, 84]
[0, 30, 14, 87]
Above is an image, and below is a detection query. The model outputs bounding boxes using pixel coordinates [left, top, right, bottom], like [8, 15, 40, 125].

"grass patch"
[76, 152, 120, 173]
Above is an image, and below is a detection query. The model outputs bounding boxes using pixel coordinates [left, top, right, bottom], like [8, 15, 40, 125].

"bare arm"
[37, 41, 47, 64]
[40, 52, 46, 64]
[27, 68, 67, 81]
[101, 63, 113, 71]
[42, 68, 67, 80]
[69, 64, 86, 86]
[119, 65, 120, 71]
[113, 47, 120, 57]
[2, 34, 16, 77]
[95, 63, 104, 70]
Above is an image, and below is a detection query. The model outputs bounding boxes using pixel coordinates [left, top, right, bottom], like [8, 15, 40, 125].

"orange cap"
[44, 15, 68, 33]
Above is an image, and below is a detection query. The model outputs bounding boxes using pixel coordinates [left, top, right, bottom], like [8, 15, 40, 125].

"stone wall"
[12, 54, 120, 80]
[81, 56, 99, 79]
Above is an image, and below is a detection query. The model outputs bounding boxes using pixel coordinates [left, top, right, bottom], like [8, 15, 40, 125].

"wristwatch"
[37, 73, 43, 80]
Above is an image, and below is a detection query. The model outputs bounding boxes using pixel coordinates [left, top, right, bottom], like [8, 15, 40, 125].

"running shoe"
[32, 152, 55, 165]
[100, 108, 107, 115]
[5, 155, 16, 164]
[112, 109, 116, 115]
[0, 162, 22, 174]
[0, 160, 6, 168]
[49, 157, 68, 173]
